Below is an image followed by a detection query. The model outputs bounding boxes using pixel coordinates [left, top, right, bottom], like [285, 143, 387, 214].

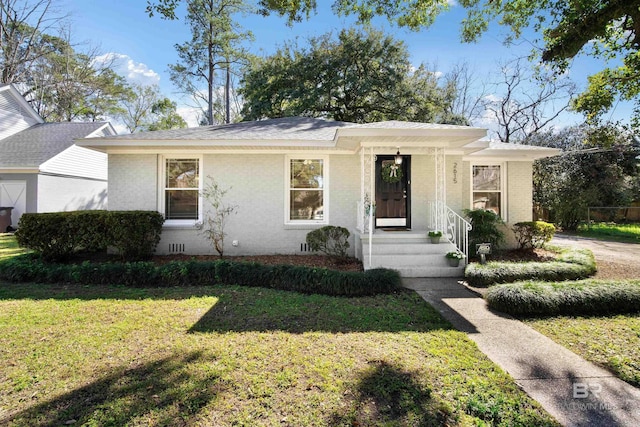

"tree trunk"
[225, 59, 231, 124]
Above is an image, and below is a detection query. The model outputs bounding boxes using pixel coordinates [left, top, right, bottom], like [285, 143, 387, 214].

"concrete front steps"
[357, 231, 466, 278]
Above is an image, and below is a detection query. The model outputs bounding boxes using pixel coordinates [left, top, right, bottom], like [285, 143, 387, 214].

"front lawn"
[525, 314, 640, 387]
[0, 283, 558, 426]
[0, 233, 28, 260]
[576, 222, 640, 243]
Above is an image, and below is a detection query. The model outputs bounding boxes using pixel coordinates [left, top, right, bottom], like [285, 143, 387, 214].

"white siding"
[37, 175, 107, 212]
[0, 90, 41, 140]
[40, 145, 108, 180]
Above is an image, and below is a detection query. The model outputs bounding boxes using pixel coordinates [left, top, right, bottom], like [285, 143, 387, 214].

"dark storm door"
[375, 155, 411, 228]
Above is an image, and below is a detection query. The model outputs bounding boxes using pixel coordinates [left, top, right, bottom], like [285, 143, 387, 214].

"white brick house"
[77, 117, 558, 277]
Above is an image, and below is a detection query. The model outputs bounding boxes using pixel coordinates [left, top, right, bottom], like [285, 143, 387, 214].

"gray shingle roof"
[0, 122, 108, 168]
[351, 120, 483, 131]
[103, 117, 354, 141]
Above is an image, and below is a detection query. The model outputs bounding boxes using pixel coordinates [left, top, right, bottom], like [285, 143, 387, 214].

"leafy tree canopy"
[25, 34, 131, 122]
[167, 0, 254, 125]
[119, 84, 187, 132]
[530, 123, 640, 229]
[148, 0, 640, 126]
[240, 28, 465, 123]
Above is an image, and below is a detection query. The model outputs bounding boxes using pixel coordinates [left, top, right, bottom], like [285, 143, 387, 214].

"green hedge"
[15, 211, 164, 261]
[485, 280, 640, 316]
[512, 221, 555, 249]
[464, 247, 596, 287]
[0, 254, 401, 297]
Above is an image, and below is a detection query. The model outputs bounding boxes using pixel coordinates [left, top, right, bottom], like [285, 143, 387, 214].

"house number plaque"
[476, 243, 492, 264]
[453, 162, 458, 184]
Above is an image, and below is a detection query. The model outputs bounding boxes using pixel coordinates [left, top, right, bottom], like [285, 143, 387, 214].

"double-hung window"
[163, 157, 201, 224]
[472, 164, 503, 216]
[286, 157, 327, 224]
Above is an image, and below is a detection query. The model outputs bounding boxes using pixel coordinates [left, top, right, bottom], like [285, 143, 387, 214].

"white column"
[434, 147, 445, 231]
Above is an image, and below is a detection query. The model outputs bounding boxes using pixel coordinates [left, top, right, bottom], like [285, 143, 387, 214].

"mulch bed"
[153, 248, 555, 274]
[468, 248, 558, 264]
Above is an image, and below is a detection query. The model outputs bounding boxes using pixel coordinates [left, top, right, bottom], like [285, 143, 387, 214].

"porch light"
[395, 149, 403, 165]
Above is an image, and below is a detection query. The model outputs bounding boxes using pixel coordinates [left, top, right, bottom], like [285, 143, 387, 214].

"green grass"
[0, 233, 29, 260]
[0, 284, 558, 426]
[0, 234, 557, 426]
[576, 222, 640, 243]
[525, 314, 640, 387]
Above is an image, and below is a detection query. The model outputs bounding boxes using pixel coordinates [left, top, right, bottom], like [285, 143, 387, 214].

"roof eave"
[0, 167, 40, 173]
[0, 84, 44, 124]
[75, 138, 339, 150]
[463, 147, 561, 161]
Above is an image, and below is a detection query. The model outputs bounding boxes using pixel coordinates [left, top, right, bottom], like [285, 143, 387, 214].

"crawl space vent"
[300, 243, 312, 252]
[169, 243, 185, 254]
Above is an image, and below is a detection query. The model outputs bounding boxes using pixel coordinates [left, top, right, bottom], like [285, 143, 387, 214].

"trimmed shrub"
[512, 221, 556, 249]
[15, 211, 164, 261]
[105, 211, 165, 260]
[465, 247, 596, 287]
[485, 280, 640, 316]
[0, 255, 401, 297]
[306, 226, 351, 259]
[16, 212, 88, 261]
[464, 209, 505, 256]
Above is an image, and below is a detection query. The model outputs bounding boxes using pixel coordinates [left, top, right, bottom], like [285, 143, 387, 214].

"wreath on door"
[381, 162, 403, 184]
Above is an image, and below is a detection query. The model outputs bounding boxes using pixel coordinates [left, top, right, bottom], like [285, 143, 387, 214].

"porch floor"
[357, 230, 466, 278]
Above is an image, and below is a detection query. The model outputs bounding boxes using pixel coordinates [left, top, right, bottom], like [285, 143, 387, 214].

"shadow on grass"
[0, 282, 225, 301]
[2, 352, 223, 427]
[327, 360, 447, 426]
[0, 282, 453, 334]
[188, 288, 453, 334]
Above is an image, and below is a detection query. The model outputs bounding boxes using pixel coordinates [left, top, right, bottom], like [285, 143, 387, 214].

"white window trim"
[470, 162, 507, 222]
[284, 155, 329, 225]
[159, 155, 203, 228]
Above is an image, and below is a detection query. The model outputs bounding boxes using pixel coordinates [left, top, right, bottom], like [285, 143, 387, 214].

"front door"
[375, 155, 410, 228]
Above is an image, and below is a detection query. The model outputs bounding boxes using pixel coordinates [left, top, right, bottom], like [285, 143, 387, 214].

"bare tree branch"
[482, 57, 577, 142]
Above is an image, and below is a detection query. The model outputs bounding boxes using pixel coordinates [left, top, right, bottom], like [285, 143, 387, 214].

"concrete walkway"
[404, 278, 640, 427]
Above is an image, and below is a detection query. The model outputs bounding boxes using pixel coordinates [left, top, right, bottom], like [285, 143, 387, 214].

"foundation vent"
[300, 243, 312, 252]
[169, 243, 186, 254]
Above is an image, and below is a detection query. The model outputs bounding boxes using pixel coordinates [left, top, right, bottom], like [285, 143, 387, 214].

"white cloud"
[111, 121, 130, 135]
[94, 53, 160, 85]
[469, 94, 501, 138]
[177, 106, 201, 128]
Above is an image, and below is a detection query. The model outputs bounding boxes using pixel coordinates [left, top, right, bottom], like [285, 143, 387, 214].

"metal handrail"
[428, 201, 472, 261]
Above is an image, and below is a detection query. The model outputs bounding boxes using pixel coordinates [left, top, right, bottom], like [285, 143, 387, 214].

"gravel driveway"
[552, 233, 640, 280]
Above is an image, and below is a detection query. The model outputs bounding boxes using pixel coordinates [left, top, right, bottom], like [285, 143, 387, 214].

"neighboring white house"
[76, 117, 559, 277]
[0, 84, 115, 229]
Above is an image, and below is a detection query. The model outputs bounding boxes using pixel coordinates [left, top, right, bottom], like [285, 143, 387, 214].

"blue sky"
[62, 0, 630, 132]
